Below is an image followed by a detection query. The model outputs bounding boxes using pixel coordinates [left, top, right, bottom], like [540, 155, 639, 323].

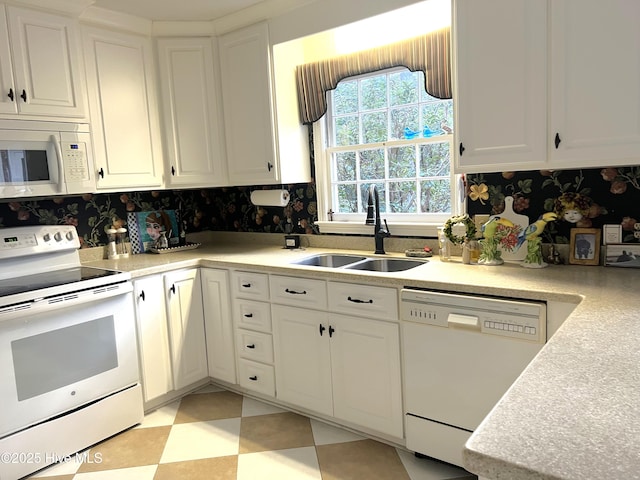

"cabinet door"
[6, 6, 85, 118]
[133, 275, 173, 402]
[272, 304, 333, 416]
[219, 22, 278, 185]
[164, 269, 208, 390]
[0, 6, 15, 115]
[156, 37, 227, 188]
[549, 1, 640, 167]
[453, 0, 547, 173]
[83, 26, 163, 190]
[330, 314, 403, 438]
[201, 268, 236, 384]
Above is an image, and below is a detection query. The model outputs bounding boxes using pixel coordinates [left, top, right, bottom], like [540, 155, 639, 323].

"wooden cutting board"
[489, 196, 528, 261]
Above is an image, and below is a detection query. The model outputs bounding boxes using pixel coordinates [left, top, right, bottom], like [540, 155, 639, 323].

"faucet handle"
[383, 219, 391, 236]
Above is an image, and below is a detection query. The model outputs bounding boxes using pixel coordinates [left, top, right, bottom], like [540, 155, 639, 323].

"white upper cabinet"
[82, 26, 164, 190]
[219, 22, 277, 185]
[0, 4, 86, 119]
[549, 1, 640, 168]
[454, 0, 640, 173]
[156, 37, 228, 188]
[453, 0, 547, 173]
[219, 21, 310, 186]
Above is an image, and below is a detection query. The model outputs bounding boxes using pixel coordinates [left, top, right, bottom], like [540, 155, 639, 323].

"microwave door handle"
[50, 135, 65, 194]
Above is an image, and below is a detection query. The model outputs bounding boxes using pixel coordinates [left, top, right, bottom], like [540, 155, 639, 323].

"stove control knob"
[43, 233, 51, 242]
[66, 231, 74, 241]
[54, 232, 63, 242]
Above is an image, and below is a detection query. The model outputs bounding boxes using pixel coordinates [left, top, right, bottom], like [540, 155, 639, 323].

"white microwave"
[0, 120, 95, 198]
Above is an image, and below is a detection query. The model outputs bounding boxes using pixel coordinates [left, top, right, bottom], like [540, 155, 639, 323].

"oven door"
[0, 285, 139, 438]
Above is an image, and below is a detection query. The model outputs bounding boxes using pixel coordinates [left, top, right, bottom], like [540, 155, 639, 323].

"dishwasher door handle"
[447, 313, 479, 329]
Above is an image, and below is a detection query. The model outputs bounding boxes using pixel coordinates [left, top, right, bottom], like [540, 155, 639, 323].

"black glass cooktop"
[0, 267, 121, 299]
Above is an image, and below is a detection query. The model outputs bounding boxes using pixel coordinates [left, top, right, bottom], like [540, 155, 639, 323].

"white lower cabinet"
[272, 305, 333, 416]
[272, 278, 403, 439]
[329, 313, 403, 438]
[163, 269, 208, 391]
[133, 269, 208, 404]
[201, 268, 236, 384]
[232, 270, 276, 397]
[133, 275, 173, 402]
[134, 266, 402, 439]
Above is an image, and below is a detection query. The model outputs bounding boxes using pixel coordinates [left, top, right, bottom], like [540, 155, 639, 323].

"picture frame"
[569, 228, 601, 265]
[127, 210, 180, 254]
[604, 243, 640, 268]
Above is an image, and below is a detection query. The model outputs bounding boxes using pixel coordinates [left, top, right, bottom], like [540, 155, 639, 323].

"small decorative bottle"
[115, 227, 129, 258]
[106, 228, 118, 259]
[468, 239, 480, 264]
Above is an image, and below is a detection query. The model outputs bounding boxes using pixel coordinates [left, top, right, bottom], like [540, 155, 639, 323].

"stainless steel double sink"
[290, 253, 427, 272]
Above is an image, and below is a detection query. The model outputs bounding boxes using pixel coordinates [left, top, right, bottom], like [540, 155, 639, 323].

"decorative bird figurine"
[403, 127, 419, 139]
[515, 212, 558, 250]
[481, 216, 515, 239]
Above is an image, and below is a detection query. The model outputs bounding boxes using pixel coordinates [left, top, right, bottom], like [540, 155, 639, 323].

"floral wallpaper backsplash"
[1, 165, 639, 248]
[466, 166, 640, 244]
[0, 183, 319, 248]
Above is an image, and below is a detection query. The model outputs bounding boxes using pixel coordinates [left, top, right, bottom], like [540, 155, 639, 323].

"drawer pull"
[242, 283, 251, 288]
[348, 296, 373, 304]
[246, 344, 256, 349]
[249, 376, 258, 381]
[285, 288, 307, 295]
[244, 313, 253, 318]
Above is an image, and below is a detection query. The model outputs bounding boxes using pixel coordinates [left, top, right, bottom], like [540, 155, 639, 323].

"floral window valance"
[295, 27, 451, 125]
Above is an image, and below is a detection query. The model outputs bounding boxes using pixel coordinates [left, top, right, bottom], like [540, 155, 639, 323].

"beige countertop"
[83, 233, 640, 480]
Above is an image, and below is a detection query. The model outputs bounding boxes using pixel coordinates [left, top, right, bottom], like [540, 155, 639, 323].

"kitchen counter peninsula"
[82, 232, 640, 480]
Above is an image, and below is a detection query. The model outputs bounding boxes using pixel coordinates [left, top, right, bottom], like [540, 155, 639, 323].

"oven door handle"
[51, 134, 65, 194]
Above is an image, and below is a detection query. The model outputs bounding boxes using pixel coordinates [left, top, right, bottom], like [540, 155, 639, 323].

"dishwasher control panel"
[401, 288, 546, 343]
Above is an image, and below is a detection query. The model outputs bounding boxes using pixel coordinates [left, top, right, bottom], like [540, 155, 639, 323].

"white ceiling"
[91, 0, 269, 21]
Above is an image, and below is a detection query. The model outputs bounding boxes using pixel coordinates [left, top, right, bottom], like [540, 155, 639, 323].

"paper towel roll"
[250, 189, 290, 206]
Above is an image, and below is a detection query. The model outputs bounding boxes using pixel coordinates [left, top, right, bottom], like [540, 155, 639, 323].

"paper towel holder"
[249, 189, 290, 206]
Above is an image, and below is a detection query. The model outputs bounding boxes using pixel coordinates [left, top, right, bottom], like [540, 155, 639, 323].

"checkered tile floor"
[28, 385, 477, 480]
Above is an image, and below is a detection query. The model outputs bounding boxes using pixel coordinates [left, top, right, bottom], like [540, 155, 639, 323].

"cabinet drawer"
[269, 275, 327, 309]
[236, 329, 274, 364]
[231, 271, 269, 300]
[234, 299, 272, 333]
[237, 358, 275, 397]
[328, 281, 399, 321]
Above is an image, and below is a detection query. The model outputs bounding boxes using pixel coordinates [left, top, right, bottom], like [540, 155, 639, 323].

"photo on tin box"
[604, 243, 640, 268]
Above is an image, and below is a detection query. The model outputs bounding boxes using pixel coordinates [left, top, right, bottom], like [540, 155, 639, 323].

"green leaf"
[543, 198, 556, 211]
[518, 178, 533, 193]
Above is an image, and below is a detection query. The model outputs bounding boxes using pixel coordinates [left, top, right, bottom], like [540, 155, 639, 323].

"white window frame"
[314, 70, 463, 237]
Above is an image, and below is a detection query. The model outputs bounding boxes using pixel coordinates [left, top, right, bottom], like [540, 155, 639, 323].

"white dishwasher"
[401, 288, 546, 468]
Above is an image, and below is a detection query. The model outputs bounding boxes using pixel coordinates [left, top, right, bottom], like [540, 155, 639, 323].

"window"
[315, 68, 458, 235]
